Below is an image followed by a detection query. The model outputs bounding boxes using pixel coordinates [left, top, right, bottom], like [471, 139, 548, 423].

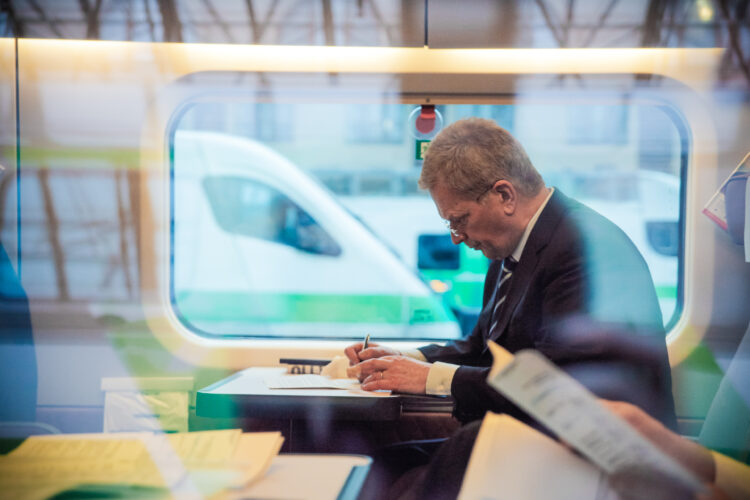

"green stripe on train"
[655, 285, 677, 299]
[174, 291, 455, 324]
[3, 146, 140, 165]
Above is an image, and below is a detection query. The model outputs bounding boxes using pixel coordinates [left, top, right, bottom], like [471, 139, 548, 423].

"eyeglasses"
[441, 184, 495, 238]
[442, 214, 468, 238]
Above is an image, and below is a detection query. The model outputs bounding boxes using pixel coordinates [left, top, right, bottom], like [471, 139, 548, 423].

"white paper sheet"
[264, 374, 360, 389]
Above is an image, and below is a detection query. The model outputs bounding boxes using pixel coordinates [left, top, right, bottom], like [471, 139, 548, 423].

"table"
[197, 367, 404, 421]
[196, 367, 456, 452]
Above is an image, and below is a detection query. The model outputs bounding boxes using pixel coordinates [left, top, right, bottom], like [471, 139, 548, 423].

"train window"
[567, 105, 628, 145]
[170, 98, 685, 340]
[346, 104, 406, 144]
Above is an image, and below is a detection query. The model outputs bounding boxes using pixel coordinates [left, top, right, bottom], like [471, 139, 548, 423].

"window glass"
[1, 170, 138, 302]
[171, 98, 685, 339]
[346, 104, 406, 144]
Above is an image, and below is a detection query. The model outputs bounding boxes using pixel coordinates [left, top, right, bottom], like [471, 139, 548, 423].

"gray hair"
[419, 117, 544, 199]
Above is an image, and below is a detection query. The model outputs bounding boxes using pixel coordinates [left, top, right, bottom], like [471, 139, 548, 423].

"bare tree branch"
[143, 0, 157, 41]
[582, 0, 619, 47]
[201, 0, 235, 43]
[38, 169, 70, 301]
[28, 0, 63, 37]
[366, 0, 396, 45]
[124, 0, 134, 40]
[78, 0, 103, 39]
[245, 0, 280, 44]
[563, 0, 574, 46]
[114, 169, 133, 297]
[157, 0, 183, 42]
[717, 0, 750, 85]
[534, 0, 564, 46]
[641, 0, 667, 46]
[322, 0, 334, 45]
[2, 0, 25, 37]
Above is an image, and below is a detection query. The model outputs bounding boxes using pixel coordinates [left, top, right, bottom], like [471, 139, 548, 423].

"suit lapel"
[486, 189, 569, 344]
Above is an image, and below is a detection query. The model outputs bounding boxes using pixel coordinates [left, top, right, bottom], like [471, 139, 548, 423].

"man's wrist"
[401, 348, 427, 361]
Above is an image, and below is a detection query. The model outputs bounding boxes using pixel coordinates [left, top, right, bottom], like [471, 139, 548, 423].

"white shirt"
[403, 188, 555, 396]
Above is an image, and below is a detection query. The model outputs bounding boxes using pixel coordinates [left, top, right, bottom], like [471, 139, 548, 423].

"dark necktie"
[489, 257, 517, 337]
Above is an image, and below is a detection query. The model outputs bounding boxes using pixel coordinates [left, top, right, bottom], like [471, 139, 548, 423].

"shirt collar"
[510, 187, 554, 262]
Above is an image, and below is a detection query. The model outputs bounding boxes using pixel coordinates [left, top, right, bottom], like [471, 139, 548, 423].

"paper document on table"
[165, 428, 243, 463]
[0, 434, 169, 500]
[485, 341, 703, 493]
[459, 413, 615, 500]
[0, 429, 284, 499]
[153, 430, 283, 488]
[230, 432, 285, 486]
[264, 373, 360, 389]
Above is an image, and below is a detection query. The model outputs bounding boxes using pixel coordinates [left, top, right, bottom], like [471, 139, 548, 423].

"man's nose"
[450, 232, 465, 245]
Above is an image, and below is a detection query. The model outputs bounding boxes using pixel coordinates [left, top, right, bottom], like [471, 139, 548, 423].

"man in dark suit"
[346, 117, 674, 426]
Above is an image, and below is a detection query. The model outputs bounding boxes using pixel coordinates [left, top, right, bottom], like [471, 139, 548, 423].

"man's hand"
[347, 355, 430, 394]
[601, 400, 723, 500]
[601, 400, 715, 484]
[344, 341, 400, 365]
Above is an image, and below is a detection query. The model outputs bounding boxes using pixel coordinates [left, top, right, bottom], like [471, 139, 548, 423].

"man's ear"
[492, 180, 517, 215]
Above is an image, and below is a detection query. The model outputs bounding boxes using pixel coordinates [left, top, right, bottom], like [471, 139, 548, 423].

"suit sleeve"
[444, 254, 586, 423]
[417, 261, 502, 365]
[443, 245, 588, 423]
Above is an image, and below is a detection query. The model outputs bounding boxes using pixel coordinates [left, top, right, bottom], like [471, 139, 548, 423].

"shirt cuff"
[401, 348, 427, 361]
[425, 361, 460, 396]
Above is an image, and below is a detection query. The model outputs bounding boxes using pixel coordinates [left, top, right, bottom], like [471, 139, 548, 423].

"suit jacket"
[419, 189, 676, 428]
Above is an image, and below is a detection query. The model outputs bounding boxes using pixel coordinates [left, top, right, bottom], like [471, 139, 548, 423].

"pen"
[279, 358, 331, 366]
[363, 333, 370, 350]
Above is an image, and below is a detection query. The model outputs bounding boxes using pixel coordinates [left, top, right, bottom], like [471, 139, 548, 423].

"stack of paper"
[459, 413, 616, 500]
[458, 341, 703, 499]
[485, 341, 701, 490]
[0, 429, 283, 499]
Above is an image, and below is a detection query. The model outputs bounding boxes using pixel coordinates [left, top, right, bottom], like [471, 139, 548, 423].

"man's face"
[429, 181, 522, 261]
